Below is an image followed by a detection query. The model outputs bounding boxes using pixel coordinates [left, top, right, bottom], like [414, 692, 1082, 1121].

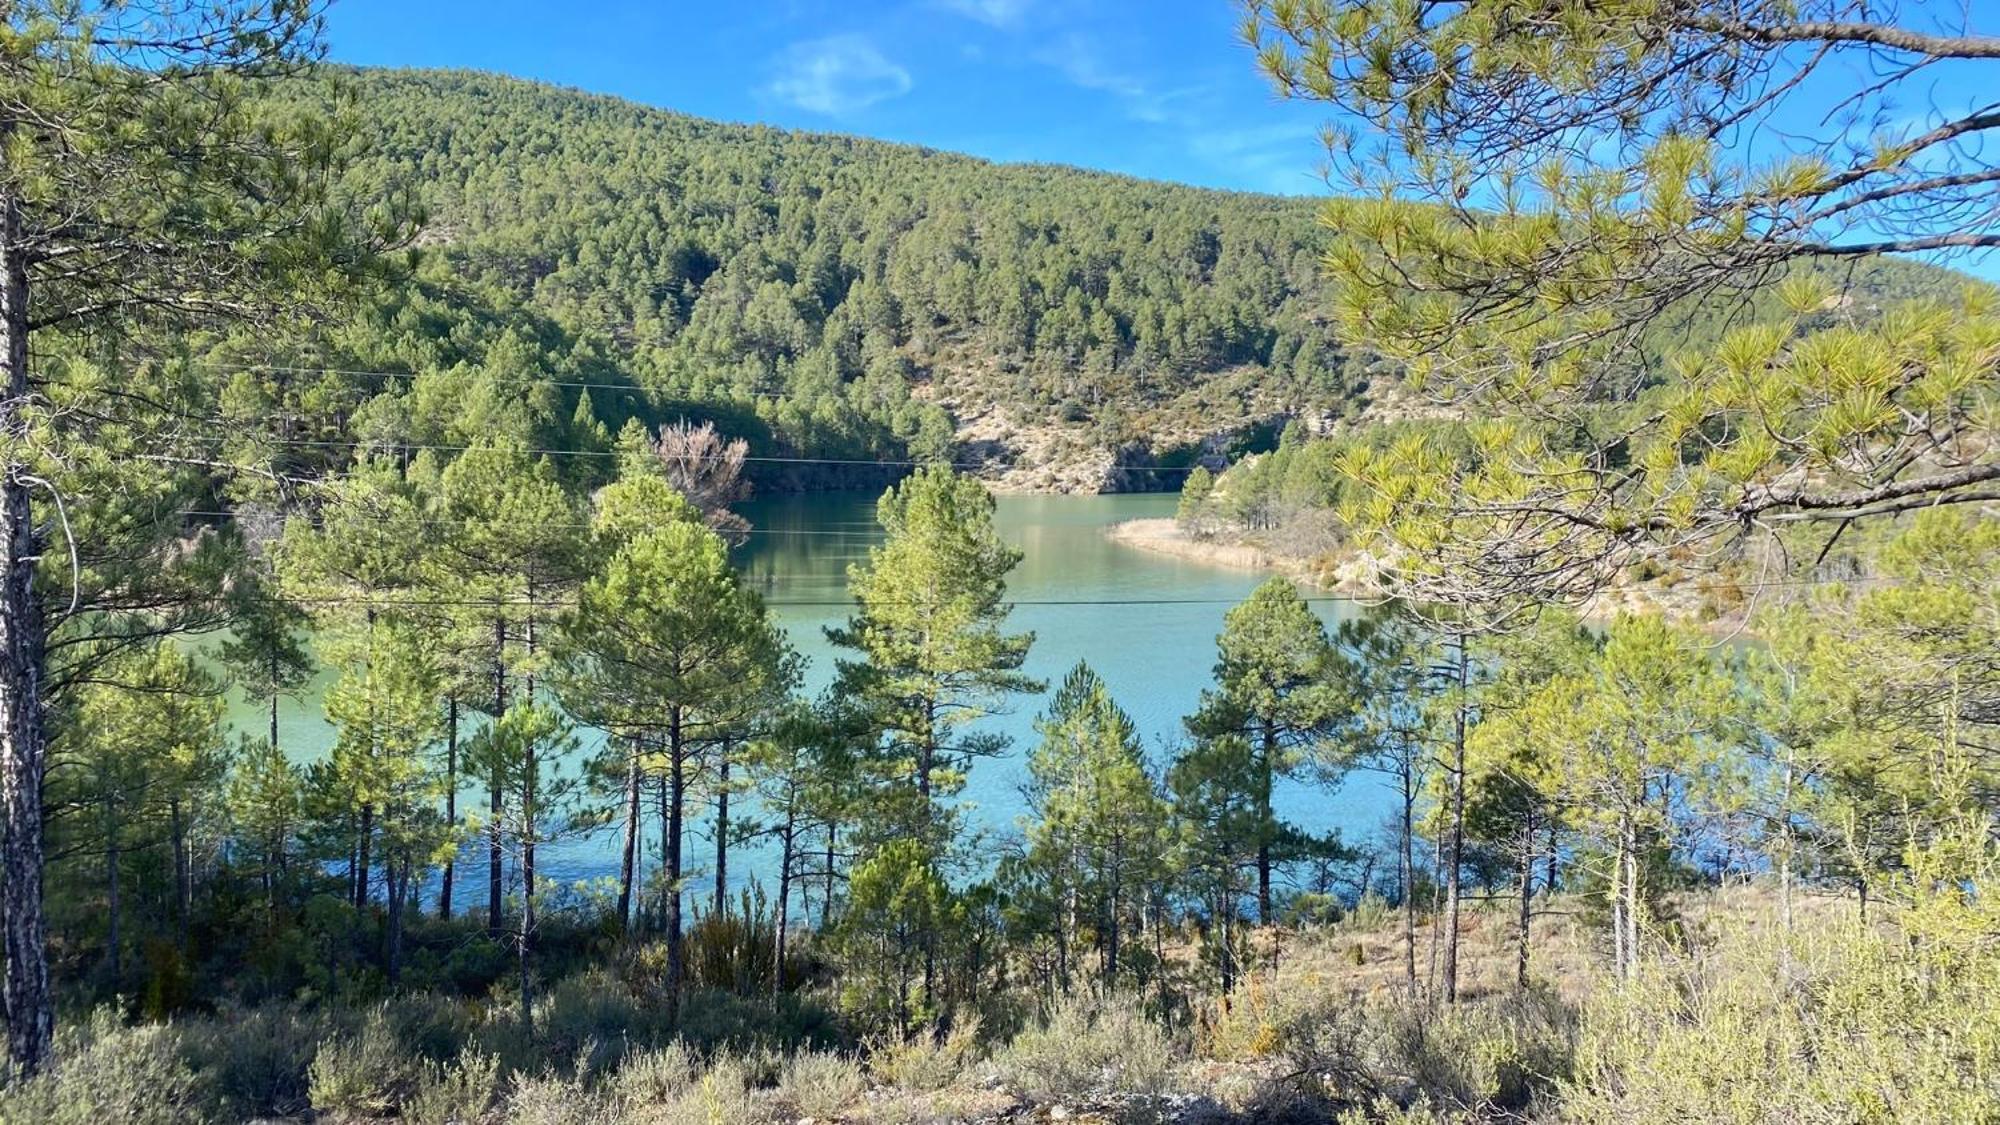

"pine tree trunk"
[918, 701, 938, 1015]
[1622, 825, 1641, 979]
[387, 856, 406, 986]
[1106, 835, 1123, 983]
[1546, 818, 1559, 896]
[354, 805, 373, 908]
[714, 748, 729, 915]
[0, 184, 52, 1075]
[520, 779, 536, 1035]
[1401, 751, 1417, 1003]
[440, 695, 457, 920]
[665, 709, 686, 1014]
[488, 618, 507, 937]
[823, 822, 837, 930]
[1257, 722, 1276, 927]
[617, 740, 640, 931]
[171, 798, 190, 950]
[519, 608, 537, 1033]
[1517, 811, 1534, 989]
[104, 796, 121, 985]
[1442, 635, 1468, 1004]
[774, 803, 795, 996]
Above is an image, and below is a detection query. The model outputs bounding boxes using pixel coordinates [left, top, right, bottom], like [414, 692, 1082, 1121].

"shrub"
[179, 1003, 331, 1119]
[1372, 989, 1574, 1114]
[674, 987, 839, 1053]
[869, 1014, 983, 1092]
[613, 1041, 702, 1107]
[993, 993, 1181, 1102]
[405, 1050, 502, 1125]
[774, 1050, 867, 1119]
[1564, 902, 2000, 1124]
[537, 968, 666, 1070]
[0, 1009, 199, 1125]
[506, 1069, 618, 1125]
[308, 1006, 424, 1117]
[382, 991, 480, 1063]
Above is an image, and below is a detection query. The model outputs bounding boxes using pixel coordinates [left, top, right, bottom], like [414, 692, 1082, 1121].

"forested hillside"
[246, 67, 1360, 492]
[249, 68, 1954, 496]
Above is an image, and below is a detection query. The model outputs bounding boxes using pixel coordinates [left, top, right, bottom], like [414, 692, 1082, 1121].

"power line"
[197, 361, 806, 402]
[174, 509, 887, 540]
[277, 593, 1366, 610]
[201, 434, 1215, 474]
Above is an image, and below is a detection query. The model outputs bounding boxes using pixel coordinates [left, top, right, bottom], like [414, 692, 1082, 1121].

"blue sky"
[321, 0, 1336, 197]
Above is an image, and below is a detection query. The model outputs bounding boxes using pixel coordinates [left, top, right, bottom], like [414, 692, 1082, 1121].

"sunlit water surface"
[227, 493, 1393, 904]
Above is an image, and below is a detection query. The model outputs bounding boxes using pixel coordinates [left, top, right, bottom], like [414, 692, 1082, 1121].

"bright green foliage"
[1239, 0, 1996, 608]
[1327, 301, 2000, 609]
[319, 618, 451, 871]
[830, 467, 1039, 845]
[227, 736, 306, 906]
[558, 513, 788, 1000]
[560, 516, 773, 742]
[434, 441, 588, 691]
[1568, 802, 2000, 1124]
[1750, 510, 2000, 896]
[218, 572, 315, 750]
[1187, 578, 1356, 922]
[1006, 663, 1172, 992]
[50, 643, 227, 991]
[1176, 466, 1219, 539]
[836, 839, 955, 1036]
[1484, 615, 1742, 975]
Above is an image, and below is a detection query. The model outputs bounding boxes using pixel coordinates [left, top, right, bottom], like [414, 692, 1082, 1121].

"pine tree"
[1187, 578, 1354, 924]
[1014, 662, 1171, 991]
[558, 518, 786, 1009]
[829, 467, 1039, 848]
[435, 442, 587, 938]
[218, 572, 314, 753]
[53, 643, 226, 991]
[318, 614, 448, 980]
[1506, 615, 1742, 977]
[466, 702, 582, 1033]
[0, 3, 410, 1070]
[828, 467, 1039, 1017]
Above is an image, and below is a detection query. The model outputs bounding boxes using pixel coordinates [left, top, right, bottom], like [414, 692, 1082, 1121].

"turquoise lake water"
[231, 492, 1394, 901]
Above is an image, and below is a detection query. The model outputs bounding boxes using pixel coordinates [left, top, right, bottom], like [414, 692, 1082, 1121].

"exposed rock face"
[948, 403, 1254, 495]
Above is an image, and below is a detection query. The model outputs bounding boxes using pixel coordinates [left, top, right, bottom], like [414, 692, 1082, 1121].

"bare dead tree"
[652, 419, 753, 545]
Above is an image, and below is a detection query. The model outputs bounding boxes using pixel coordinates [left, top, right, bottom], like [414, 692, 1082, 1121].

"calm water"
[229, 493, 1392, 899]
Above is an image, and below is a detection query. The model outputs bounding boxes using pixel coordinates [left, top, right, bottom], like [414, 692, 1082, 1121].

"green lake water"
[227, 492, 1392, 899]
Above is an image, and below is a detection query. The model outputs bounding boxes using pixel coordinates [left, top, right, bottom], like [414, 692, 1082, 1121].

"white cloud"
[764, 35, 913, 116]
[1033, 33, 1213, 126]
[940, 0, 1033, 27]
[1186, 122, 1329, 195]
[1034, 32, 1147, 101]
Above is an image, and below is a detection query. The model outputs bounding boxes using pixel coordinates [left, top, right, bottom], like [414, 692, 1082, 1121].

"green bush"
[505, 1069, 617, 1125]
[179, 1003, 331, 1119]
[774, 1050, 867, 1119]
[612, 1041, 702, 1107]
[0, 1009, 199, 1125]
[405, 1050, 502, 1125]
[868, 1015, 983, 1093]
[1565, 901, 2000, 1124]
[993, 993, 1182, 1102]
[308, 1006, 425, 1117]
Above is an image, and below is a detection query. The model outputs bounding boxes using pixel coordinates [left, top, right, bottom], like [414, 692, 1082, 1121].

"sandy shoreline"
[1103, 517, 1289, 573]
